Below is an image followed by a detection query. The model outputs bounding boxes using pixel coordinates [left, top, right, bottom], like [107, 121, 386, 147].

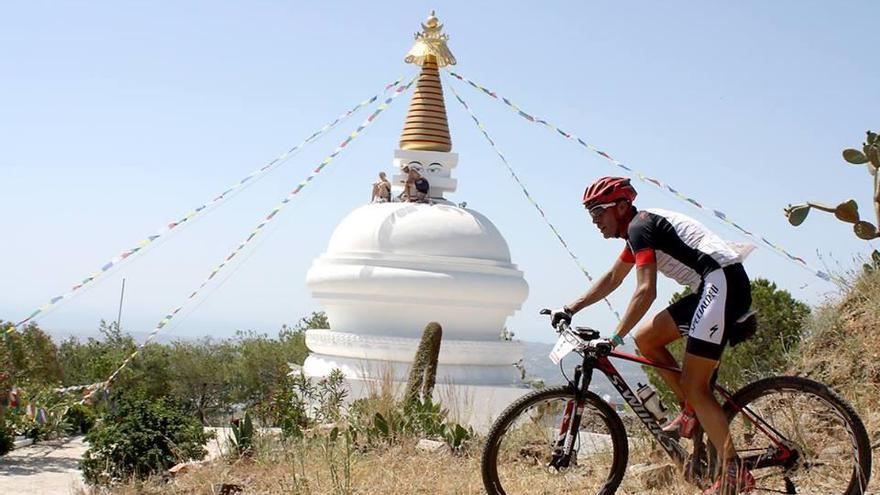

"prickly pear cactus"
[785, 130, 880, 240]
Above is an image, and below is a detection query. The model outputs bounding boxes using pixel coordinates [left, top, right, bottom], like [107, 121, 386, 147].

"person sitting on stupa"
[411, 169, 431, 203]
[371, 171, 391, 203]
[397, 166, 414, 202]
[399, 167, 431, 203]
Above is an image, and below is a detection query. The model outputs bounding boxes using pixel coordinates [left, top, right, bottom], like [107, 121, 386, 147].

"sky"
[1, 1, 878, 345]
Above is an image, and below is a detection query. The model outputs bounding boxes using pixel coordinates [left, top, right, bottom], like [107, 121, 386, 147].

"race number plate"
[549, 331, 579, 364]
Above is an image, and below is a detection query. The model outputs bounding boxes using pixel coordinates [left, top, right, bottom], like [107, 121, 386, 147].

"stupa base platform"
[343, 378, 532, 433]
[304, 329, 524, 386]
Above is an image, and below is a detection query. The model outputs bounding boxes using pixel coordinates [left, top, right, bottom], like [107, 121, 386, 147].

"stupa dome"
[326, 202, 511, 261]
[307, 202, 528, 342]
[305, 202, 529, 385]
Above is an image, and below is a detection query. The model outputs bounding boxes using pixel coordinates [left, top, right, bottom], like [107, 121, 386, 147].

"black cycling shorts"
[666, 263, 751, 361]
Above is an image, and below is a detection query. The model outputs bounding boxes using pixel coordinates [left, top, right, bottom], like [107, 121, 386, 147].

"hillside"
[7, 271, 879, 494]
[790, 267, 880, 483]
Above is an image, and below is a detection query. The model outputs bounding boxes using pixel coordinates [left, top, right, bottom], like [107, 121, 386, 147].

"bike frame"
[557, 343, 797, 478]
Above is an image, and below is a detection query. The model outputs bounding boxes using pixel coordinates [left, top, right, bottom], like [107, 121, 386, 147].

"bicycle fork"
[550, 364, 590, 470]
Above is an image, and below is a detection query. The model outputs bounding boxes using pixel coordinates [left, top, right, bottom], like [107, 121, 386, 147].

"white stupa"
[304, 13, 529, 386]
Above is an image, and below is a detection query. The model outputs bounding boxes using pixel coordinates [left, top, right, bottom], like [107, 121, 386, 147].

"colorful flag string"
[11, 76, 406, 332]
[95, 77, 416, 395]
[447, 79, 620, 321]
[447, 70, 835, 286]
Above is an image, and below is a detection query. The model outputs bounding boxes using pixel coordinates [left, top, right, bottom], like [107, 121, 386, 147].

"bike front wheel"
[719, 376, 872, 494]
[481, 386, 629, 495]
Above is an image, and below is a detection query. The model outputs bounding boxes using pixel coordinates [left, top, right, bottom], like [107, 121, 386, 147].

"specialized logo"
[690, 284, 720, 332]
[709, 324, 720, 338]
[607, 373, 686, 460]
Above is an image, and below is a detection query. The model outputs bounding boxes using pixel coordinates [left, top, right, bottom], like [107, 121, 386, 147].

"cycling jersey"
[619, 208, 751, 360]
[620, 208, 742, 289]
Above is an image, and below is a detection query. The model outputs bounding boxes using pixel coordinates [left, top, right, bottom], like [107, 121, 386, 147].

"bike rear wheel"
[481, 386, 629, 495]
[718, 376, 871, 494]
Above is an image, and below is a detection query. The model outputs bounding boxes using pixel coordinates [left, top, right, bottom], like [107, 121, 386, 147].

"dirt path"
[0, 428, 236, 495]
[0, 436, 87, 495]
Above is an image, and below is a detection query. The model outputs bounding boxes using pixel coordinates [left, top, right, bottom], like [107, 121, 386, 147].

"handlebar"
[540, 308, 612, 355]
[539, 307, 570, 333]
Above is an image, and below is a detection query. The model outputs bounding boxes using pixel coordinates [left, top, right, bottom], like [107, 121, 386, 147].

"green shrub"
[267, 369, 348, 439]
[62, 403, 96, 435]
[3, 386, 81, 442]
[81, 394, 211, 484]
[348, 396, 473, 452]
[0, 411, 13, 456]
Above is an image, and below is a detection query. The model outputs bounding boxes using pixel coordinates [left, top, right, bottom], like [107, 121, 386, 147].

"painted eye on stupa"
[427, 163, 443, 173]
[407, 161, 423, 172]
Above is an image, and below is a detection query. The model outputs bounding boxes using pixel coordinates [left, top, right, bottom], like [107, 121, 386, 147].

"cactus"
[785, 130, 880, 240]
[230, 411, 254, 457]
[404, 322, 442, 404]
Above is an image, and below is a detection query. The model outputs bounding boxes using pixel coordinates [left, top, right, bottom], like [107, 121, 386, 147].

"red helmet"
[582, 176, 637, 209]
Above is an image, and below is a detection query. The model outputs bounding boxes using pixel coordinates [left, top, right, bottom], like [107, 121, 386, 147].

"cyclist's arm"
[613, 262, 657, 339]
[566, 257, 633, 313]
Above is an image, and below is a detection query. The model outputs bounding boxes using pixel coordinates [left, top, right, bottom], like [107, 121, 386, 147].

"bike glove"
[550, 307, 572, 329]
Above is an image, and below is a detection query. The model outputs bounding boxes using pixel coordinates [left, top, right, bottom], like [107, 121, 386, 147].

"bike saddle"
[729, 309, 759, 347]
[736, 309, 758, 323]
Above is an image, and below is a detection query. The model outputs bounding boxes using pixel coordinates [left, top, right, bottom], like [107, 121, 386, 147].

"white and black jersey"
[620, 208, 742, 290]
[620, 208, 751, 360]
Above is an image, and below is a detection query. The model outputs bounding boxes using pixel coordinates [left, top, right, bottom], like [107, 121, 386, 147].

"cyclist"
[551, 176, 755, 494]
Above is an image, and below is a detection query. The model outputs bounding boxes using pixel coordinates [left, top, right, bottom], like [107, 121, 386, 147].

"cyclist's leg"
[682, 265, 751, 462]
[633, 309, 688, 402]
[635, 292, 700, 403]
[681, 353, 733, 458]
[687, 352, 757, 493]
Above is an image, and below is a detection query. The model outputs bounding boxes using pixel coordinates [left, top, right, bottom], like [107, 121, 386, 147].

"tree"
[294, 311, 329, 333]
[56, 321, 171, 401]
[166, 339, 236, 425]
[1, 321, 82, 444]
[0, 321, 62, 387]
[643, 278, 811, 408]
[227, 314, 318, 424]
[57, 321, 136, 388]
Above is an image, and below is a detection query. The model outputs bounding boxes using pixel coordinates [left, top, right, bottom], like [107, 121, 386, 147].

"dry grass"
[83, 436, 484, 495]
[86, 434, 702, 495]
[434, 378, 476, 425]
[791, 267, 880, 488]
[85, 367, 704, 495]
[355, 363, 402, 424]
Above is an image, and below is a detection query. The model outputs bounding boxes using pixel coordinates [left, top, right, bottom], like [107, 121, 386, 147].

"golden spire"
[399, 11, 456, 152]
[404, 11, 456, 68]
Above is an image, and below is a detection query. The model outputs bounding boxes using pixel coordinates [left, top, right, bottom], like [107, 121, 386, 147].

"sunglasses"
[588, 202, 618, 220]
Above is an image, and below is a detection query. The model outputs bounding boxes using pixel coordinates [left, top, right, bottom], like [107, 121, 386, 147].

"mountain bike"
[481, 310, 872, 494]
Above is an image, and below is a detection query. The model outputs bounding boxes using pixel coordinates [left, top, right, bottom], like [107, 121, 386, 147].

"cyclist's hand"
[593, 338, 614, 354]
[550, 307, 572, 330]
